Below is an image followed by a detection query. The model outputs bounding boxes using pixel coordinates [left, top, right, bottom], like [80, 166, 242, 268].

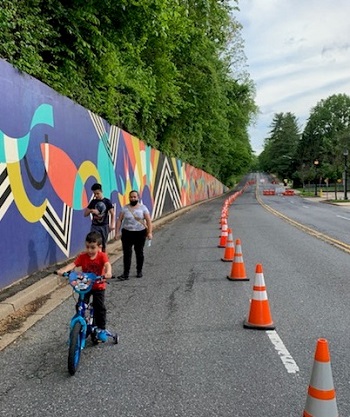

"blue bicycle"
[57, 271, 119, 375]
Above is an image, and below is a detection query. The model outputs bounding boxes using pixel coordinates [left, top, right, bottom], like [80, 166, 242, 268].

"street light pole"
[314, 159, 319, 196]
[344, 149, 348, 200]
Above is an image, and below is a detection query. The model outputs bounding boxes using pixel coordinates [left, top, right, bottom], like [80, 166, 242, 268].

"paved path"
[1, 188, 349, 351]
[0, 204, 200, 350]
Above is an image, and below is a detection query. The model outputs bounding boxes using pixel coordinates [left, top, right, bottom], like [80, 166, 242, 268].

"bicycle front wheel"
[68, 322, 83, 375]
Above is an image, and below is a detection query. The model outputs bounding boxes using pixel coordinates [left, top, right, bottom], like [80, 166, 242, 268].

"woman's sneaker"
[117, 274, 129, 281]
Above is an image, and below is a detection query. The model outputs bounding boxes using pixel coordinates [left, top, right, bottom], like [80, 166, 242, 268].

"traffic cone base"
[243, 322, 275, 330]
[243, 300, 275, 329]
[227, 275, 249, 281]
[243, 264, 275, 330]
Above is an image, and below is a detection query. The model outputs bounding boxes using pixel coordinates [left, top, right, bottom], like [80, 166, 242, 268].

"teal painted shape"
[145, 146, 151, 186]
[73, 174, 85, 210]
[132, 178, 138, 191]
[0, 104, 54, 163]
[18, 104, 54, 160]
[16, 132, 30, 160]
[0, 132, 5, 162]
[0, 131, 30, 162]
[30, 104, 54, 130]
[97, 140, 117, 197]
[176, 159, 182, 175]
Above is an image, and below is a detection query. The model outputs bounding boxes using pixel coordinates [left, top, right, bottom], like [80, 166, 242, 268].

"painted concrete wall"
[0, 59, 226, 290]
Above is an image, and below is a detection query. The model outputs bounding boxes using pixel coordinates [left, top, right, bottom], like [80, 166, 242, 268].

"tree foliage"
[297, 94, 350, 182]
[259, 112, 300, 179]
[258, 94, 350, 188]
[0, 0, 257, 186]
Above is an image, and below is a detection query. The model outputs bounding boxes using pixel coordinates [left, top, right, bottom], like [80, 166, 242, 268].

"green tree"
[259, 112, 300, 180]
[297, 94, 350, 185]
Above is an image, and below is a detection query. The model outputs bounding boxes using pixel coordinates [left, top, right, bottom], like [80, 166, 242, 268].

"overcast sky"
[235, 0, 350, 155]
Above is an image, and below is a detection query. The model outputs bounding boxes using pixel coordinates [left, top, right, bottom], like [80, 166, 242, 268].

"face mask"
[130, 200, 138, 206]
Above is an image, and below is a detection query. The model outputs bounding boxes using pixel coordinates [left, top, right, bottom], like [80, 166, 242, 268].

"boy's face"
[93, 189, 103, 200]
[85, 241, 101, 258]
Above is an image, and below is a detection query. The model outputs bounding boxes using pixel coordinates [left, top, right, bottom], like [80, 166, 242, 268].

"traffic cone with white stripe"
[243, 263, 275, 329]
[227, 239, 249, 281]
[221, 228, 235, 262]
[303, 338, 338, 417]
[218, 223, 228, 248]
[220, 216, 227, 230]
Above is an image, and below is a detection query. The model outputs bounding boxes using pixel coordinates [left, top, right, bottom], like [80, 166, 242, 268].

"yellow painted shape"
[77, 160, 101, 184]
[7, 162, 47, 222]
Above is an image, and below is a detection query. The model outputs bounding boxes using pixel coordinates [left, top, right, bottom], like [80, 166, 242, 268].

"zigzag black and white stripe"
[153, 157, 182, 219]
[88, 111, 119, 165]
[0, 164, 13, 221]
[40, 202, 73, 256]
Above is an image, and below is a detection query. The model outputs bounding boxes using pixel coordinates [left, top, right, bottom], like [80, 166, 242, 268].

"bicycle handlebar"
[54, 271, 105, 294]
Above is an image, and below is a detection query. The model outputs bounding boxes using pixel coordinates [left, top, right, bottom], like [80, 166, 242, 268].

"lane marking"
[266, 330, 300, 374]
[257, 187, 350, 255]
[336, 215, 350, 221]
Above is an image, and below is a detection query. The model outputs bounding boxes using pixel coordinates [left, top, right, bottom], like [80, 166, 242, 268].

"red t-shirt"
[74, 251, 109, 290]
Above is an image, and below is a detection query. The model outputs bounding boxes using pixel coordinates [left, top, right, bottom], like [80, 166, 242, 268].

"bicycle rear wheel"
[68, 322, 82, 375]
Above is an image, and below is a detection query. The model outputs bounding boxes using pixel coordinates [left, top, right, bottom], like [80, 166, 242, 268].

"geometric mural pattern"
[40, 202, 73, 257]
[0, 58, 226, 290]
[153, 156, 182, 219]
[0, 164, 13, 222]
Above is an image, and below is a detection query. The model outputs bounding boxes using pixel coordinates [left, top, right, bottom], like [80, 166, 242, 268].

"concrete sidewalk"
[302, 190, 350, 205]
[0, 206, 196, 351]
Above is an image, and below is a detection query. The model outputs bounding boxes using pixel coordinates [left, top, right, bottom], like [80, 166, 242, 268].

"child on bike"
[57, 231, 112, 342]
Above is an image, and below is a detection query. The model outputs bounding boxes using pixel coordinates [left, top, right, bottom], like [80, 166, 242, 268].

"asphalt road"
[0, 177, 349, 417]
[260, 185, 350, 247]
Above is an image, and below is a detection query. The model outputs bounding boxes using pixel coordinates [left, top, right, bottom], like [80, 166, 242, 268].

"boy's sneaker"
[97, 329, 107, 343]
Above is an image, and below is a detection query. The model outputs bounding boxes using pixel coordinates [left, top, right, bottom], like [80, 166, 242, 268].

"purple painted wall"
[0, 59, 226, 290]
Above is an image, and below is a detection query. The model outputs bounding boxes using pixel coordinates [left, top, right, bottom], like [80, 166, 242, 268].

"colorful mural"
[0, 59, 225, 290]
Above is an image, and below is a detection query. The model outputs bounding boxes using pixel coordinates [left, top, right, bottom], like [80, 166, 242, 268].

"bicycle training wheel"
[68, 322, 82, 375]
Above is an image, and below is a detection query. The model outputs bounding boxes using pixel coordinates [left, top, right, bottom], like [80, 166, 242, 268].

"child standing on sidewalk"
[84, 183, 115, 252]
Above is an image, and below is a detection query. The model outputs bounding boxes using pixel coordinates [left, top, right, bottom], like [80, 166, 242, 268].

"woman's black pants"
[121, 228, 147, 275]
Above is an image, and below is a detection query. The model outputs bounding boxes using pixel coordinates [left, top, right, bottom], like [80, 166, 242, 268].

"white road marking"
[336, 215, 350, 221]
[266, 330, 300, 374]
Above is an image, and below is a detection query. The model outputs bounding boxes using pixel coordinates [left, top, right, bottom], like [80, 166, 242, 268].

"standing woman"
[115, 190, 153, 280]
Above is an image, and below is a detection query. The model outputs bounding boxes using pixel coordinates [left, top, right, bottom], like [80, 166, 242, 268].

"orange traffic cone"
[243, 264, 275, 329]
[227, 239, 249, 281]
[219, 216, 227, 229]
[303, 338, 338, 417]
[221, 228, 235, 262]
[218, 223, 228, 248]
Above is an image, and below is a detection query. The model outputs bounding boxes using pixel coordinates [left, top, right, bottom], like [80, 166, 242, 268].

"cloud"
[235, 0, 350, 154]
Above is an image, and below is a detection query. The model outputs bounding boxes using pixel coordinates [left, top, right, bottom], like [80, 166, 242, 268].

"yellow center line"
[256, 189, 350, 255]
